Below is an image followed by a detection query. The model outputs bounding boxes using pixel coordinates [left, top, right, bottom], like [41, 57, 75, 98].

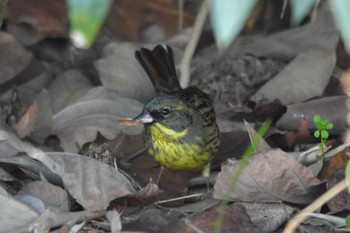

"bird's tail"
[135, 45, 182, 94]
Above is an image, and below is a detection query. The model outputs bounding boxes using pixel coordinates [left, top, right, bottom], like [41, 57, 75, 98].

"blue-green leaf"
[67, 0, 112, 48]
[290, 0, 316, 26]
[210, 0, 257, 51]
[331, 0, 350, 53]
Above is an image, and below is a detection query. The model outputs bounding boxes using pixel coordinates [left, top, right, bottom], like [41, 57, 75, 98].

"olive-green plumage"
[134, 45, 220, 172]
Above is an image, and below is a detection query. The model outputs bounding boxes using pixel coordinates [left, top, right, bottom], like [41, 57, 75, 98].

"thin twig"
[283, 179, 347, 233]
[178, 0, 209, 88]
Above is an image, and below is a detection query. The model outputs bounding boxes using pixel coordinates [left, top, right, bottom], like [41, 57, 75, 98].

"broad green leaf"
[67, 0, 112, 48]
[314, 130, 320, 138]
[331, 0, 350, 53]
[346, 160, 350, 193]
[320, 130, 329, 139]
[290, 0, 316, 26]
[210, 0, 257, 50]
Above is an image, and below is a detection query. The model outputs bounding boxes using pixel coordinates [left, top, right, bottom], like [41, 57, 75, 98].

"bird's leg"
[156, 166, 164, 184]
[202, 163, 211, 195]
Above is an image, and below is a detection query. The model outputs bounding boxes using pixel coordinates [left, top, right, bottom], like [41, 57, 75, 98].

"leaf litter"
[0, 1, 350, 232]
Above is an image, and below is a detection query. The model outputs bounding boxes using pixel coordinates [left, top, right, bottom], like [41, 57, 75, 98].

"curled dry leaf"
[214, 149, 323, 204]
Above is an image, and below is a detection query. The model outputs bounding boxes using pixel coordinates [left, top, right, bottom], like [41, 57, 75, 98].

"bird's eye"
[160, 107, 170, 116]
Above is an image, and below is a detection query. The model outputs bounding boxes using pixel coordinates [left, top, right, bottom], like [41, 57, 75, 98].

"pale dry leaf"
[19, 181, 71, 212]
[15, 89, 53, 142]
[240, 202, 296, 232]
[0, 193, 39, 232]
[36, 152, 136, 211]
[250, 47, 336, 105]
[47, 69, 93, 114]
[94, 42, 155, 102]
[51, 86, 143, 153]
[214, 149, 323, 204]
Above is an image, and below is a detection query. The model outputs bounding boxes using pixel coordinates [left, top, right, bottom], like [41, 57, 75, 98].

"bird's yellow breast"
[146, 123, 213, 170]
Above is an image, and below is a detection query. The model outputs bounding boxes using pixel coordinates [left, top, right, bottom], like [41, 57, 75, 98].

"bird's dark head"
[134, 95, 194, 132]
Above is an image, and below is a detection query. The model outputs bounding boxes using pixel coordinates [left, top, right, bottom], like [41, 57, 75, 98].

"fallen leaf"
[251, 47, 335, 105]
[240, 202, 296, 232]
[7, 0, 68, 45]
[0, 31, 32, 83]
[34, 152, 136, 211]
[178, 204, 261, 233]
[327, 170, 350, 213]
[51, 86, 143, 153]
[319, 147, 348, 180]
[14, 102, 38, 138]
[0, 193, 39, 232]
[19, 181, 71, 212]
[214, 149, 323, 204]
[94, 42, 155, 102]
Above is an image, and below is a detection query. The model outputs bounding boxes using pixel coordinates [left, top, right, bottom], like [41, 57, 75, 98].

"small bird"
[133, 45, 220, 185]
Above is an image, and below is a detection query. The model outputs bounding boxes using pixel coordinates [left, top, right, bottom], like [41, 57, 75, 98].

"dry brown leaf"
[178, 204, 261, 233]
[319, 147, 348, 180]
[327, 170, 350, 213]
[0, 31, 32, 83]
[214, 149, 323, 204]
[7, 0, 68, 45]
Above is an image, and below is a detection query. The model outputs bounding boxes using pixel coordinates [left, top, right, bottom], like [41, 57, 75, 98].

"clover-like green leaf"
[313, 114, 321, 124]
[314, 130, 320, 138]
[320, 130, 329, 139]
[326, 122, 334, 130]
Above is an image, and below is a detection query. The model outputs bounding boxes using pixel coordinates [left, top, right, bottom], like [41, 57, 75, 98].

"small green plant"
[313, 115, 334, 159]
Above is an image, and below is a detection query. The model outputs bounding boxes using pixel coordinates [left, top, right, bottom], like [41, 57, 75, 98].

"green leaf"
[346, 215, 350, 226]
[290, 0, 316, 26]
[210, 0, 258, 50]
[67, 0, 112, 48]
[314, 130, 320, 138]
[326, 123, 334, 130]
[346, 160, 350, 193]
[331, 0, 350, 53]
[313, 114, 321, 124]
[320, 130, 329, 139]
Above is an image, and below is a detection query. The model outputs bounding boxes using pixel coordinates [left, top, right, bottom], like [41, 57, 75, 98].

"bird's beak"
[133, 111, 154, 124]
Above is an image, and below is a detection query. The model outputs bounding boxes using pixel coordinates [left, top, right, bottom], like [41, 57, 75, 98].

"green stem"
[213, 119, 272, 233]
